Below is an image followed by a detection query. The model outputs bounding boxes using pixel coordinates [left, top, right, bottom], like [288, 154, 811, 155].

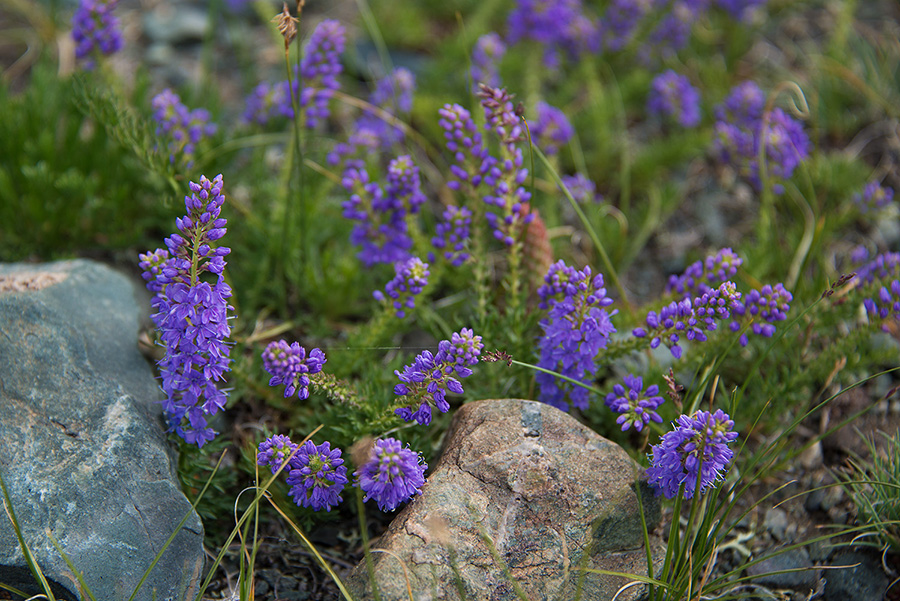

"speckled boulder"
[0, 260, 204, 601]
[346, 399, 661, 601]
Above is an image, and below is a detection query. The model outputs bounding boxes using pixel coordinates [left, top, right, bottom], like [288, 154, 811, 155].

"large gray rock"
[0, 260, 204, 601]
[346, 399, 661, 601]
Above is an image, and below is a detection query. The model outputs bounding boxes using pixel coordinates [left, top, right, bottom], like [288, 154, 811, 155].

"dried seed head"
[272, 3, 299, 49]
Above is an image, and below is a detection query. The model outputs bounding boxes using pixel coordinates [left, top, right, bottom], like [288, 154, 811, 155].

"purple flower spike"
[393, 328, 483, 425]
[605, 374, 665, 432]
[713, 82, 809, 193]
[531, 102, 574, 156]
[647, 70, 701, 128]
[666, 248, 743, 299]
[355, 438, 427, 512]
[471, 32, 506, 92]
[286, 440, 348, 511]
[438, 103, 492, 191]
[296, 19, 346, 129]
[374, 257, 430, 318]
[854, 181, 894, 214]
[341, 165, 413, 266]
[262, 340, 326, 399]
[431, 205, 472, 267]
[139, 174, 233, 447]
[535, 262, 617, 412]
[561, 173, 602, 204]
[151, 89, 217, 169]
[729, 283, 792, 345]
[72, 0, 123, 69]
[646, 409, 738, 499]
[258, 434, 298, 474]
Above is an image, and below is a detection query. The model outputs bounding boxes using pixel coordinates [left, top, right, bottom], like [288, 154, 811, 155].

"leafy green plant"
[839, 429, 900, 552]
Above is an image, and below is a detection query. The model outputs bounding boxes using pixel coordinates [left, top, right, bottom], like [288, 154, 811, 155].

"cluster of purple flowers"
[71, 0, 122, 69]
[439, 103, 492, 192]
[470, 33, 506, 92]
[713, 81, 810, 193]
[531, 102, 574, 156]
[431, 205, 472, 267]
[138, 174, 233, 447]
[633, 281, 742, 358]
[478, 85, 535, 246]
[328, 67, 416, 167]
[605, 374, 665, 432]
[854, 252, 900, 331]
[647, 70, 701, 128]
[243, 19, 346, 127]
[341, 154, 425, 265]
[151, 89, 217, 169]
[646, 409, 738, 499]
[393, 328, 484, 425]
[535, 261, 617, 412]
[560, 173, 602, 204]
[262, 340, 327, 399]
[507, 0, 600, 66]
[728, 283, 793, 346]
[665, 247, 742, 299]
[374, 257, 430, 318]
[355, 437, 428, 512]
[853, 180, 894, 214]
[257, 434, 427, 513]
[275, 439, 348, 511]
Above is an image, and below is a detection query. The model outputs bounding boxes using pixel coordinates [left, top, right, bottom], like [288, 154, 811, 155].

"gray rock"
[763, 507, 790, 540]
[0, 260, 204, 601]
[345, 399, 661, 601]
[143, 6, 210, 45]
[824, 551, 888, 601]
[746, 547, 819, 592]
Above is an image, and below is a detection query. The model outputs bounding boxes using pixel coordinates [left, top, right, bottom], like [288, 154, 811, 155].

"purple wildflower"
[471, 32, 506, 92]
[478, 85, 534, 246]
[854, 181, 894, 214]
[561, 173, 602, 204]
[666, 248, 743, 299]
[728, 283, 792, 346]
[138, 174, 233, 447]
[341, 165, 413, 266]
[531, 102, 574, 156]
[601, 0, 650, 52]
[327, 67, 414, 167]
[646, 409, 738, 499]
[647, 70, 701, 128]
[296, 19, 346, 129]
[438, 103, 492, 192]
[242, 80, 293, 125]
[641, 0, 709, 63]
[355, 438, 427, 512]
[507, 0, 599, 64]
[286, 440, 348, 511]
[374, 257, 430, 318]
[151, 89, 217, 169]
[257, 434, 298, 474]
[713, 82, 810, 193]
[634, 282, 740, 358]
[535, 262, 617, 411]
[864, 281, 900, 331]
[71, 0, 122, 69]
[431, 205, 472, 267]
[262, 340, 326, 399]
[394, 328, 484, 425]
[605, 374, 665, 432]
[386, 155, 426, 215]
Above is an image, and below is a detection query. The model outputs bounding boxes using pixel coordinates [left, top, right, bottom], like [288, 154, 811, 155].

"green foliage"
[840, 430, 900, 551]
[0, 62, 169, 261]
